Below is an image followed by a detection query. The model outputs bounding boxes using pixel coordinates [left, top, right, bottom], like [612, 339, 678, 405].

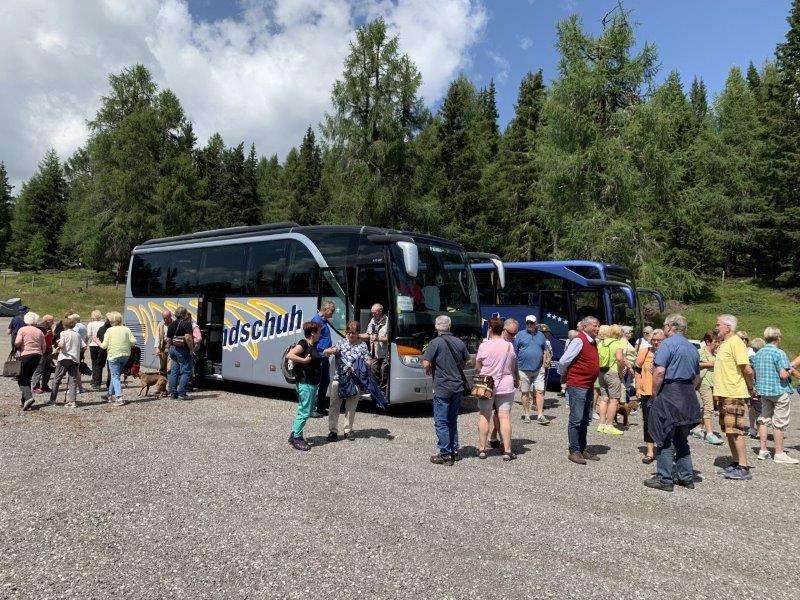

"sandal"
[477, 449, 488, 459]
[502, 452, 517, 461]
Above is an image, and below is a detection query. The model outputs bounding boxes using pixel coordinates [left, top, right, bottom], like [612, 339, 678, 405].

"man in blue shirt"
[7, 305, 28, 346]
[644, 313, 702, 492]
[310, 300, 336, 418]
[513, 315, 551, 425]
[752, 327, 798, 464]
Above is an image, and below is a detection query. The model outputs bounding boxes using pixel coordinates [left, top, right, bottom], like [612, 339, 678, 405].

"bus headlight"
[397, 345, 423, 368]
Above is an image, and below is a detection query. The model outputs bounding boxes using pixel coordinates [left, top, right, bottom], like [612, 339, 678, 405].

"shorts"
[519, 368, 545, 393]
[758, 393, 792, 430]
[478, 392, 515, 414]
[718, 397, 748, 435]
[698, 385, 714, 420]
[598, 369, 622, 399]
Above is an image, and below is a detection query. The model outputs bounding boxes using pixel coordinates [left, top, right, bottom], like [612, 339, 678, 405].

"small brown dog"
[137, 372, 168, 397]
[615, 399, 639, 427]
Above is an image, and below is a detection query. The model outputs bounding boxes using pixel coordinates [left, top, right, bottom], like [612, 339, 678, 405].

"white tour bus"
[125, 222, 502, 404]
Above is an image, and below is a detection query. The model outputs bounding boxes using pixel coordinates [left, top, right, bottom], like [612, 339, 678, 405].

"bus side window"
[131, 253, 167, 297]
[574, 290, 604, 324]
[200, 244, 246, 294]
[165, 248, 201, 296]
[474, 270, 496, 305]
[248, 240, 287, 295]
[286, 240, 320, 295]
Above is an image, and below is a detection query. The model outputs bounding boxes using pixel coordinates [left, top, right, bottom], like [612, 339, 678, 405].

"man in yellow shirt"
[713, 314, 755, 481]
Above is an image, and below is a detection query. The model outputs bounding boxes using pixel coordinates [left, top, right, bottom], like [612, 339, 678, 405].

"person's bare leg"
[535, 390, 545, 419]
[758, 423, 769, 452]
[498, 411, 512, 453]
[521, 392, 530, 417]
[748, 405, 757, 431]
[774, 428, 785, 455]
[735, 434, 749, 467]
[606, 398, 619, 427]
[703, 417, 713, 435]
[726, 434, 737, 461]
[646, 441, 654, 459]
[597, 397, 608, 426]
[491, 411, 501, 441]
[477, 411, 491, 450]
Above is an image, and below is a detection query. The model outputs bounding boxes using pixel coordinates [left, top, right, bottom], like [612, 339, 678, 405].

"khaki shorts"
[758, 393, 792, 430]
[478, 392, 515, 413]
[698, 385, 714, 420]
[519, 368, 545, 393]
[719, 397, 748, 435]
[599, 368, 622, 399]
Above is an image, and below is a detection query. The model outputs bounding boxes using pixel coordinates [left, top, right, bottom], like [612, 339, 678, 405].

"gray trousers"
[50, 359, 79, 404]
[32, 348, 53, 389]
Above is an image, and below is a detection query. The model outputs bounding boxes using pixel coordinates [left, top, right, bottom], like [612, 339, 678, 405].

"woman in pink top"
[14, 311, 46, 411]
[475, 317, 519, 460]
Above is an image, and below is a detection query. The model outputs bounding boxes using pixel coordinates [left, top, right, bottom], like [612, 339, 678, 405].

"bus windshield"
[390, 241, 480, 344]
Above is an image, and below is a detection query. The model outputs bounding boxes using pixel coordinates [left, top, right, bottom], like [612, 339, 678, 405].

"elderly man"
[752, 327, 798, 464]
[514, 315, 552, 425]
[714, 314, 756, 480]
[7, 304, 28, 345]
[362, 303, 389, 389]
[644, 314, 702, 492]
[559, 316, 601, 464]
[154, 309, 174, 377]
[422, 315, 469, 466]
[311, 300, 336, 418]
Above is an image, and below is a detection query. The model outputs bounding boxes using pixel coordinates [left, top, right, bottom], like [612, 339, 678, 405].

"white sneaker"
[592, 412, 600, 420]
[773, 452, 799, 465]
[757, 449, 772, 460]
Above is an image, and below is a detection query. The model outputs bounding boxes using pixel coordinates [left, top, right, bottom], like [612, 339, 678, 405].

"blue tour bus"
[471, 260, 664, 386]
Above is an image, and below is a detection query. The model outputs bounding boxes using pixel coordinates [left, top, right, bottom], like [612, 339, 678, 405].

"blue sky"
[190, 0, 794, 127]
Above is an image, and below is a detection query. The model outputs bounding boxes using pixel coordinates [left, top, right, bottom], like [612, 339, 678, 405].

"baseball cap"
[19, 304, 28, 312]
[525, 315, 537, 324]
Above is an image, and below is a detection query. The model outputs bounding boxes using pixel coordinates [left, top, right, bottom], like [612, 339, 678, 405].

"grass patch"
[0, 269, 125, 319]
[683, 279, 800, 358]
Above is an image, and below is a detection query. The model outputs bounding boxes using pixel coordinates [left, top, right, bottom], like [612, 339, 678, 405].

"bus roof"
[472, 260, 629, 287]
[136, 223, 467, 252]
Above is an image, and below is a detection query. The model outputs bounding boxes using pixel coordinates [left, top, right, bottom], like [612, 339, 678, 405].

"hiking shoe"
[22, 398, 35, 411]
[537, 414, 549, 425]
[581, 450, 600, 461]
[747, 427, 758, 439]
[704, 432, 723, 445]
[452, 450, 462, 461]
[724, 466, 752, 480]
[597, 424, 608, 434]
[327, 431, 338, 442]
[291, 436, 311, 451]
[489, 439, 501, 449]
[100, 394, 110, 401]
[758, 449, 772, 461]
[675, 479, 695, 489]
[773, 452, 799, 465]
[605, 425, 624, 436]
[644, 477, 674, 492]
[430, 454, 454, 466]
[691, 428, 705, 439]
[112, 399, 127, 406]
[521, 414, 531, 423]
[343, 431, 355, 440]
[723, 462, 739, 473]
[568, 452, 587, 465]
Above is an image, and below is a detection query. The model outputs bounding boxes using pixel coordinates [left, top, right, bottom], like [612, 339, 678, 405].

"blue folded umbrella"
[352, 357, 387, 409]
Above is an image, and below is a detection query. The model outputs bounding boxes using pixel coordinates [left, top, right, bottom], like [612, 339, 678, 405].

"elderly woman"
[635, 328, 665, 463]
[15, 311, 45, 411]
[692, 331, 723, 445]
[86, 310, 105, 390]
[326, 321, 371, 441]
[96, 311, 136, 406]
[475, 317, 518, 461]
[597, 324, 626, 435]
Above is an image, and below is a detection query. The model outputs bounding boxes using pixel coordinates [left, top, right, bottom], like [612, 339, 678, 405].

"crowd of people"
[7, 304, 200, 410]
[8, 300, 800, 491]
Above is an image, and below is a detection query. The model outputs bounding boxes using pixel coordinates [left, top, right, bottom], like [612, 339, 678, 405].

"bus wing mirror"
[367, 234, 418, 278]
[637, 287, 665, 312]
[467, 252, 505, 289]
[585, 279, 635, 309]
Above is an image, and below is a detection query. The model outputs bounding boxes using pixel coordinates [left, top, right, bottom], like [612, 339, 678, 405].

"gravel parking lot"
[2, 320, 799, 599]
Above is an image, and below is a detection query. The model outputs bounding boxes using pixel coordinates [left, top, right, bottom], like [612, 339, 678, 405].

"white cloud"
[487, 50, 510, 83]
[0, 0, 487, 189]
[519, 36, 533, 51]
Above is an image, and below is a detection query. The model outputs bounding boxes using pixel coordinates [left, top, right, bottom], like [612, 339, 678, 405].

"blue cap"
[19, 305, 28, 312]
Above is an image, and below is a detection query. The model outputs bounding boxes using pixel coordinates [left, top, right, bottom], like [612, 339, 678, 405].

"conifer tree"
[689, 76, 708, 128]
[0, 162, 12, 261]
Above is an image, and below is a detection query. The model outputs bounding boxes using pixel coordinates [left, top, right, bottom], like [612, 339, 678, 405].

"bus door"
[354, 263, 390, 394]
[197, 293, 225, 379]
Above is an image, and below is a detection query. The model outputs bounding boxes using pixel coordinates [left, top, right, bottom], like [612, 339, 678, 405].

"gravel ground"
[2, 319, 799, 599]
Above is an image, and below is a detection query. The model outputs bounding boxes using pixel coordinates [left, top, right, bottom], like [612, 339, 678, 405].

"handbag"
[471, 374, 494, 398]
[3, 350, 21, 378]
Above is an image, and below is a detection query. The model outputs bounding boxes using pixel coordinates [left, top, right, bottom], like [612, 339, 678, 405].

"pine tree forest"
[2, 6, 800, 300]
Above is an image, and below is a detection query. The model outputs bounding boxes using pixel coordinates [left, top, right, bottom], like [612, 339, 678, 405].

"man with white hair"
[422, 315, 469, 466]
[643, 314, 702, 492]
[154, 309, 174, 377]
[714, 314, 756, 480]
[363, 303, 389, 390]
[751, 327, 798, 464]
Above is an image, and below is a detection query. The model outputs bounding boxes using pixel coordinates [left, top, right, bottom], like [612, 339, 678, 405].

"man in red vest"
[558, 316, 601, 464]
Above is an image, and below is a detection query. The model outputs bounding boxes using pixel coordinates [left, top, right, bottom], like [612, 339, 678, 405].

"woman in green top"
[95, 311, 136, 406]
[692, 331, 723, 445]
[597, 324, 626, 435]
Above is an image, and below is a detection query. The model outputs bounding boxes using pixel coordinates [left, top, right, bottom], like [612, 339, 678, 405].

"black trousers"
[640, 395, 653, 444]
[18, 353, 41, 402]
